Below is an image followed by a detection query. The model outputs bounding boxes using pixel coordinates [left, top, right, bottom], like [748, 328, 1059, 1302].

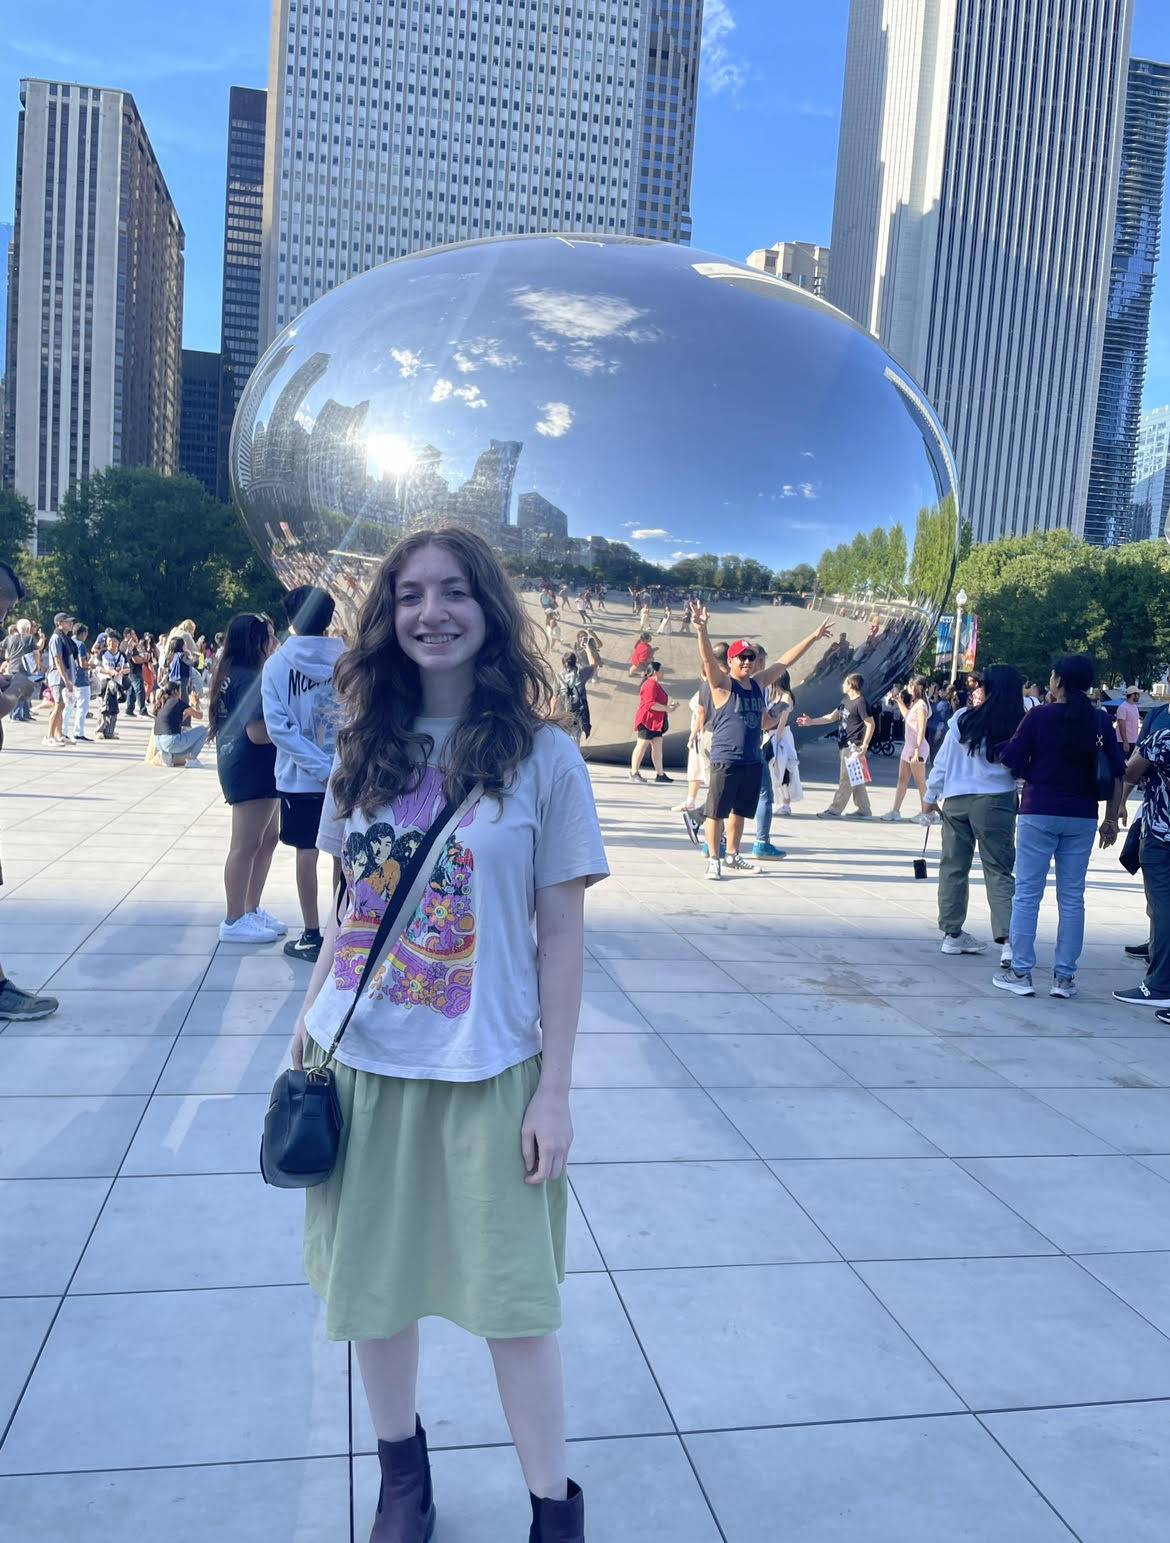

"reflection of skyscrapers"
[259, 0, 702, 343]
[179, 349, 222, 497]
[829, 0, 1132, 544]
[1131, 404, 1170, 543]
[217, 87, 267, 502]
[746, 243, 830, 298]
[1085, 59, 1170, 548]
[518, 491, 569, 542]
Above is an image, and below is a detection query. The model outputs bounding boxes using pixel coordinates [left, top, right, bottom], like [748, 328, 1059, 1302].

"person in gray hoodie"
[261, 586, 346, 961]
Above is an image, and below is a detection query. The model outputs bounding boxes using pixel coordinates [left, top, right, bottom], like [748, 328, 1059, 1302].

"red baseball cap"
[727, 639, 754, 659]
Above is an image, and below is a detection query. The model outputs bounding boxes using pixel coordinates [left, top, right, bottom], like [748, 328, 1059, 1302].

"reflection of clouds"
[391, 348, 425, 378]
[535, 402, 573, 437]
[510, 286, 659, 375]
[631, 527, 670, 540]
[788, 519, 831, 533]
[781, 482, 820, 499]
[453, 338, 519, 374]
[431, 379, 487, 408]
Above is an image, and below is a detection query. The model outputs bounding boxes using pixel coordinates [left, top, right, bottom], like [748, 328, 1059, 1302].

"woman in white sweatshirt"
[922, 665, 1026, 958]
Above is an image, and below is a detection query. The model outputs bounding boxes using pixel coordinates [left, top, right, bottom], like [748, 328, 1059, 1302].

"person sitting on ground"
[153, 680, 208, 767]
[923, 664, 1026, 961]
[0, 561, 58, 1019]
[261, 584, 347, 963]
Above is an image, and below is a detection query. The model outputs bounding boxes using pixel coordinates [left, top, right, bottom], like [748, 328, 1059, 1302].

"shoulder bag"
[1094, 722, 1117, 804]
[260, 780, 483, 1188]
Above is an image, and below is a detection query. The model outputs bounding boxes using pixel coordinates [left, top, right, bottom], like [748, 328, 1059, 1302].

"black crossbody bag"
[260, 781, 483, 1188]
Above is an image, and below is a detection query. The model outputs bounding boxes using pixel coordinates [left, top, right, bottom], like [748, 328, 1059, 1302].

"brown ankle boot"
[528, 1479, 584, 1542]
[369, 1417, 436, 1543]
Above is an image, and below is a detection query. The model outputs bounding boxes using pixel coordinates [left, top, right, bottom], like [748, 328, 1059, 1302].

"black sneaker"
[681, 808, 702, 846]
[654, 773, 674, 783]
[284, 931, 323, 963]
[0, 979, 59, 1020]
[1125, 942, 1151, 960]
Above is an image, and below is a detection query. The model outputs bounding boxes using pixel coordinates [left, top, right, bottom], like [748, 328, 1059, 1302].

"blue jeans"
[1009, 814, 1097, 978]
[755, 758, 774, 842]
[156, 725, 208, 762]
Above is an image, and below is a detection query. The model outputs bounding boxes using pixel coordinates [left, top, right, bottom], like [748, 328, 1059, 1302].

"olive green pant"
[938, 791, 1018, 940]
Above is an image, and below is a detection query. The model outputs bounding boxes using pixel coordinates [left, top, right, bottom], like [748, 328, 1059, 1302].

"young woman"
[922, 665, 1026, 960]
[770, 670, 802, 817]
[628, 632, 655, 677]
[993, 654, 1126, 998]
[881, 675, 933, 822]
[207, 613, 286, 945]
[152, 680, 208, 767]
[288, 527, 607, 1543]
[630, 659, 674, 783]
[550, 650, 593, 746]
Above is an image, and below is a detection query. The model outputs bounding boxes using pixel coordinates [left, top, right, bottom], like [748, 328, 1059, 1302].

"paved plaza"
[2, 717, 1170, 1541]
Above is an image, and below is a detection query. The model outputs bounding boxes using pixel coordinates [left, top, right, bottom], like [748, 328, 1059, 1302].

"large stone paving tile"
[1072, 1252, 1170, 1336]
[0, 1298, 59, 1430]
[709, 1088, 941, 1158]
[352, 1436, 723, 1543]
[951, 1036, 1165, 1089]
[0, 1178, 109, 1294]
[687, 1415, 1075, 1543]
[43, 952, 210, 993]
[855, 1256, 1170, 1410]
[70, 1173, 304, 1293]
[0, 989, 195, 1037]
[0, 955, 71, 992]
[661, 1032, 856, 1087]
[873, 1088, 1116, 1156]
[770, 1158, 1057, 1261]
[1032, 1089, 1170, 1154]
[808, 1035, 1013, 1088]
[179, 988, 302, 1036]
[0, 1036, 173, 1096]
[984, 1401, 1170, 1543]
[626, 992, 793, 1033]
[156, 1034, 292, 1095]
[569, 1088, 754, 1162]
[759, 994, 932, 1035]
[351, 1273, 670, 1451]
[959, 1156, 1170, 1253]
[0, 1096, 148, 1178]
[120, 1093, 269, 1175]
[76, 922, 223, 956]
[585, 931, 708, 961]
[0, 1458, 350, 1543]
[202, 954, 311, 991]
[0, 1285, 348, 1473]
[602, 959, 746, 994]
[568, 1032, 696, 1087]
[571, 1160, 837, 1269]
[615, 1262, 962, 1430]
[576, 991, 653, 1033]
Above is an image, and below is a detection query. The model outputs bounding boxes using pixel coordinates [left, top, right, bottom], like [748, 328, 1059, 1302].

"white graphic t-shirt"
[305, 722, 609, 1081]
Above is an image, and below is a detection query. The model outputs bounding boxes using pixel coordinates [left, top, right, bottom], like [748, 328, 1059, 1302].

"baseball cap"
[1126, 687, 1140, 697]
[727, 639, 754, 659]
[54, 611, 73, 624]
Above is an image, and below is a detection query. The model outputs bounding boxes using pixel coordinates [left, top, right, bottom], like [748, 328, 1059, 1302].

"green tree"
[887, 522, 909, 592]
[773, 561, 817, 592]
[0, 489, 36, 570]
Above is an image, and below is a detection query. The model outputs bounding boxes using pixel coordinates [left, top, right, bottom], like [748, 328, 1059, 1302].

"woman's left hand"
[1098, 817, 1119, 849]
[521, 1086, 573, 1184]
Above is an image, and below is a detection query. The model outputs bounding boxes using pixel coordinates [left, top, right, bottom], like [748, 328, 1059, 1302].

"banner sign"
[935, 612, 978, 673]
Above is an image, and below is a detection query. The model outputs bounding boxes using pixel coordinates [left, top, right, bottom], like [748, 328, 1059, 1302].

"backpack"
[560, 671, 590, 736]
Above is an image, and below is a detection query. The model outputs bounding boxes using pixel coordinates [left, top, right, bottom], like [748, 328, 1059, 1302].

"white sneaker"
[704, 858, 722, 881]
[252, 908, 289, 936]
[219, 913, 280, 943]
[724, 853, 755, 871]
[910, 812, 930, 825]
[880, 810, 903, 822]
[940, 931, 987, 955]
[778, 805, 792, 816]
[1000, 945, 1013, 967]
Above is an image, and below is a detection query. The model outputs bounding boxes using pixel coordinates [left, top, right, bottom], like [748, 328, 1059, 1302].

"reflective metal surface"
[232, 235, 959, 757]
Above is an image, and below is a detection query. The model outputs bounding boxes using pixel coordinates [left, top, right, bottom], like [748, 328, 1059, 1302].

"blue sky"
[2, 0, 1169, 403]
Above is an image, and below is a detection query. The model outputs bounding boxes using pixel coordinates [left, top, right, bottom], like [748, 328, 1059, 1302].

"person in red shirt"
[630, 660, 675, 783]
[627, 632, 655, 677]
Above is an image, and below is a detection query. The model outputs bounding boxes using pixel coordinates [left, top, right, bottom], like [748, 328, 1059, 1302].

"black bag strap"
[323, 780, 483, 1063]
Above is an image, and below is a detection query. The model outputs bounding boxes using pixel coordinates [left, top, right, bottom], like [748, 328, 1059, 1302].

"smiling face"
[393, 542, 486, 685]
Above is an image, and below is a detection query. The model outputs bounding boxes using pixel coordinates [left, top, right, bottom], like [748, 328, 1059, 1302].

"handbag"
[1119, 814, 1142, 876]
[913, 825, 931, 880]
[1094, 731, 1116, 804]
[260, 780, 484, 1188]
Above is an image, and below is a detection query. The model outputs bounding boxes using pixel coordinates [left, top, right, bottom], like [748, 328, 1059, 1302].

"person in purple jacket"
[992, 654, 1126, 999]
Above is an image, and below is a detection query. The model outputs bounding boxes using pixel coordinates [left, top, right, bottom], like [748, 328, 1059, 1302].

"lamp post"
[949, 588, 968, 688]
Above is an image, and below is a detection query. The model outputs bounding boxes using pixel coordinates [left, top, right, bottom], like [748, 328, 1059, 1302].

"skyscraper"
[259, 0, 702, 344]
[746, 241, 829, 296]
[1085, 58, 1170, 548]
[1131, 403, 1170, 543]
[828, 0, 1133, 544]
[2, 80, 184, 533]
[218, 86, 267, 502]
[180, 348, 223, 497]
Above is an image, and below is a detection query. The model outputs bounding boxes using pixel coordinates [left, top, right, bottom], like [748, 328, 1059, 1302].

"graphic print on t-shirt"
[333, 766, 477, 1018]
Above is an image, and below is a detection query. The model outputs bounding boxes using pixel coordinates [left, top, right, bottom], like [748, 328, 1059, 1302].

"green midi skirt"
[302, 1038, 567, 1341]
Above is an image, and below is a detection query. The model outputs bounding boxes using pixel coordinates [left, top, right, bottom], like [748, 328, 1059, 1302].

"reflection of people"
[630, 660, 674, 782]
[289, 526, 608, 1543]
[628, 632, 655, 676]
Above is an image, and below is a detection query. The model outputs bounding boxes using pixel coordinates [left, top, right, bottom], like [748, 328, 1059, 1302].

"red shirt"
[636, 676, 668, 732]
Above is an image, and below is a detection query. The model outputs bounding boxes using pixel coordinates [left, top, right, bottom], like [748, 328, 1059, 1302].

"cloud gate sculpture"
[231, 235, 959, 759]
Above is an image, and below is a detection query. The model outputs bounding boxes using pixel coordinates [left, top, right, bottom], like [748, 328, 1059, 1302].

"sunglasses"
[734, 651, 757, 663]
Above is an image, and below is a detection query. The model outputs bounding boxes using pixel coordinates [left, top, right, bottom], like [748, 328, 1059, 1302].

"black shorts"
[636, 726, 663, 740]
[279, 791, 326, 849]
[705, 761, 764, 820]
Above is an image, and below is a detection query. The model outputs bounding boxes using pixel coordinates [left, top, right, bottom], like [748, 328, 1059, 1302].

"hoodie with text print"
[260, 633, 346, 794]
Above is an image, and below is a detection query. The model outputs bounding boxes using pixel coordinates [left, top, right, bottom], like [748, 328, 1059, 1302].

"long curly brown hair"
[331, 527, 554, 818]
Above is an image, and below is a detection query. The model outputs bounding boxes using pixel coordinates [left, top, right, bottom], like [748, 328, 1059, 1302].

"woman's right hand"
[290, 1021, 307, 1070]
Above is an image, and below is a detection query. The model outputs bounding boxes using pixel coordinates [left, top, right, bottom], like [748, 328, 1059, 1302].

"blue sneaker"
[752, 842, 787, 859]
[699, 838, 728, 858]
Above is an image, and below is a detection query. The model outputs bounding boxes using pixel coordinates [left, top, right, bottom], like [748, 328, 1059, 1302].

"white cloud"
[452, 339, 519, 373]
[669, 551, 695, 562]
[781, 481, 821, 500]
[392, 348, 424, 378]
[431, 378, 485, 408]
[536, 402, 574, 437]
[454, 385, 487, 409]
[788, 519, 831, 533]
[631, 528, 670, 541]
[430, 379, 453, 402]
[701, 0, 749, 97]
[511, 288, 645, 343]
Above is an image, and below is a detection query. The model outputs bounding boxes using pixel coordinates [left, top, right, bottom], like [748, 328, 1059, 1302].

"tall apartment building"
[218, 86, 267, 502]
[180, 348, 223, 497]
[1085, 58, 1170, 548]
[746, 241, 829, 296]
[0, 222, 12, 466]
[260, 0, 703, 343]
[1132, 403, 1170, 543]
[828, 0, 1133, 544]
[2, 80, 184, 532]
